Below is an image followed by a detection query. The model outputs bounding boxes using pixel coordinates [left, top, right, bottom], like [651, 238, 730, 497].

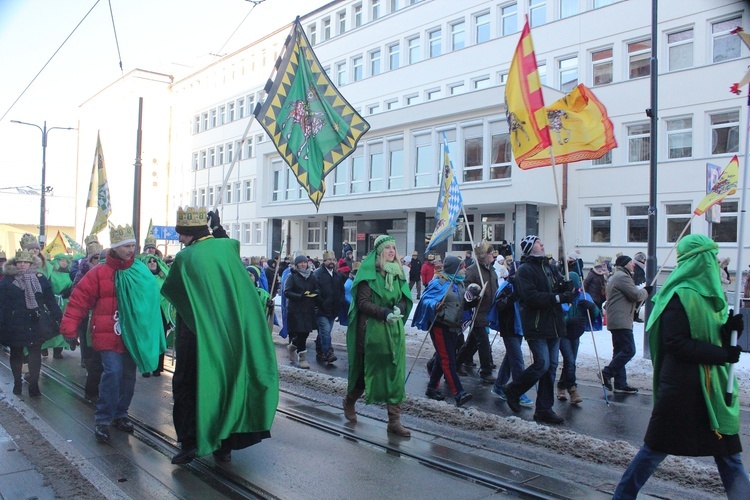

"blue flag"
[426, 133, 463, 250]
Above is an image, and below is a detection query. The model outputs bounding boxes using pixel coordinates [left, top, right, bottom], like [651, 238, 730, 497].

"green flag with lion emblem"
[255, 18, 370, 210]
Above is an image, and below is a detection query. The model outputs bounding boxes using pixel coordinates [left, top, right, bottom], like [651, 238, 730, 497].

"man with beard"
[313, 250, 346, 363]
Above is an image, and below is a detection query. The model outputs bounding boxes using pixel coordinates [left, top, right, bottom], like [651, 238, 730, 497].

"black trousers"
[173, 324, 197, 447]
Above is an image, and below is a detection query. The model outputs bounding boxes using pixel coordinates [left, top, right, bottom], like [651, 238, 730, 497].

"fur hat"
[520, 235, 539, 256]
[374, 235, 395, 255]
[442, 256, 462, 275]
[20, 233, 40, 250]
[615, 255, 632, 268]
[323, 250, 336, 261]
[474, 241, 494, 257]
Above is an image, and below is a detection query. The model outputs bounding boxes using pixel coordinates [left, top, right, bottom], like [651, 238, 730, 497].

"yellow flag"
[694, 155, 739, 215]
[42, 231, 68, 258]
[525, 84, 617, 167]
[89, 133, 112, 234]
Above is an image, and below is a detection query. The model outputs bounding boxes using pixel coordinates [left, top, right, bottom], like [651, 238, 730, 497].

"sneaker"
[113, 417, 134, 433]
[614, 386, 639, 394]
[533, 410, 565, 425]
[503, 385, 521, 413]
[95, 424, 110, 443]
[491, 386, 507, 400]
[455, 391, 473, 407]
[599, 371, 613, 392]
[519, 394, 534, 407]
[425, 388, 445, 401]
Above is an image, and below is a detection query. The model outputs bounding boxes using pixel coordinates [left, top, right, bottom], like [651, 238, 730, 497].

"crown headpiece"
[144, 233, 157, 248]
[20, 233, 40, 250]
[176, 206, 208, 227]
[110, 224, 136, 248]
[84, 234, 100, 246]
[15, 249, 34, 262]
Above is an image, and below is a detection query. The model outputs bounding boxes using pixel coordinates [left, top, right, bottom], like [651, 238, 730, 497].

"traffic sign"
[151, 225, 180, 241]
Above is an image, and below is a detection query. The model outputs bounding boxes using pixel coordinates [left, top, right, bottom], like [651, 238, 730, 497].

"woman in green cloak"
[343, 235, 413, 437]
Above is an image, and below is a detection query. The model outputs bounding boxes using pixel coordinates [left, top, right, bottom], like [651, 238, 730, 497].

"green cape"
[137, 254, 176, 327]
[43, 267, 74, 349]
[161, 237, 279, 456]
[646, 234, 739, 435]
[346, 250, 413, 404]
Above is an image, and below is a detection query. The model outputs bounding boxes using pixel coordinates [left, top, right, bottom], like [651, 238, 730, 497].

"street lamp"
[11, 120, 74, 244]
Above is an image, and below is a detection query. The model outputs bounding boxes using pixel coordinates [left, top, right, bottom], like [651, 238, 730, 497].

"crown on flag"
[109, 225, 136, 248]
[176, 206, 208, 227]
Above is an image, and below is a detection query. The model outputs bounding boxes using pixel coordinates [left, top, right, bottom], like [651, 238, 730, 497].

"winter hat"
[520, 235, 539, 256]
[442, 256, 462, 275]
[374, 234, 395, 255]
[474, 241, 493, 257]
[323, 250, 336, 261]
[246, 266, 261, 282]
[615, 255, 632, 268]
[568, 272, 581, 289]
[634, 252, 647, 263]
[567, 249, 581, 261]
[294, 255, 308, 265]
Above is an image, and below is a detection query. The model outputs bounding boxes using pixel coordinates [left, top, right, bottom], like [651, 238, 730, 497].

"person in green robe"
[343, 234, 413, 437]
[137, 253, 175, 377]
[45, 253, 75, 358]
[162, 208, 279, 465]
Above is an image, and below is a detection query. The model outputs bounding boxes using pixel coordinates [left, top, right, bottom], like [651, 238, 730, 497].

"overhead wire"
[213, 0, 266, 57]
[107, 0, 123, 73]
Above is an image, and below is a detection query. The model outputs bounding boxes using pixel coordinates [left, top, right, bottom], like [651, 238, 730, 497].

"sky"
[0, 0, 330, 204]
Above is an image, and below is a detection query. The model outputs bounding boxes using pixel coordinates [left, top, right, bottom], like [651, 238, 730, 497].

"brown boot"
[567, 385, 583, 404]
[556, 387, 567, 401]
[386, 403, 411, 438]
[343, 387, 364, 423]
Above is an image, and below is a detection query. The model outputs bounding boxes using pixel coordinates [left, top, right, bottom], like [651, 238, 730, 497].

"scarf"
[296, 266, 312, 279]
[646, 234, 738, 435]
[13, 271, 42, 309]
[382, 261, 402, 291]
[438, 271, 466, 283]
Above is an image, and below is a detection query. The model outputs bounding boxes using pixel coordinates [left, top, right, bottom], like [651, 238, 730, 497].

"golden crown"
[15, 249, 34, 262]
[110, 225, 136, 246]
[176, 206, 208, 227]
[84, 234, 99, 246]
[20, 233, 40, 250]
[144, 233, 157, 247]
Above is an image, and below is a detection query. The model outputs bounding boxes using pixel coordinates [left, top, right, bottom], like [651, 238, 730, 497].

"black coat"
[283, 268, 319, 333]
[408, 258, 422, 281]
[644, 296, 741, 456]
[514, 255, 566, 339]
[465, 260, 498, 328]
[0, 262, 63, 347]
[313, 266, 345, 318]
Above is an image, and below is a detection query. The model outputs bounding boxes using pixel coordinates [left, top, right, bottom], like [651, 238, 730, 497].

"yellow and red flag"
[694, 155, 739, 215]
[524, 84, 617, 168]
[42, 231, 68, 258]
[505, 19, 551, 169]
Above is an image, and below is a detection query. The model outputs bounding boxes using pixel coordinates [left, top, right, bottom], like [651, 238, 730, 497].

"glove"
[725, 310, 744, 335]
[560, 280, 575, 293]
[578, 300, 596, 311]
[727, 345, 742, 364]
[303, 290, 318, 298]
[266, 298, 275, 309]
[64, 337, 78, 351]
[392, 305, 401, 317]
[386, 306, 403, 324]
[557, 291, 575, 304]
[207, 210, 221, 230]
[465, 283, 482, 301]
[643, 285, 654, 295]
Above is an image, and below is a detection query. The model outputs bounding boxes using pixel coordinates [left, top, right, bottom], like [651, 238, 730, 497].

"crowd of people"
[1, 222, 748, 497]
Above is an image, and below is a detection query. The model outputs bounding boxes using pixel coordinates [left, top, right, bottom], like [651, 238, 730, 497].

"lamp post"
[11, 120, 74, 244]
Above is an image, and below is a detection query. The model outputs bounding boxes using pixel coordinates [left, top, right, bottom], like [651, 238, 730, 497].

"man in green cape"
[162, 207, 278, 464]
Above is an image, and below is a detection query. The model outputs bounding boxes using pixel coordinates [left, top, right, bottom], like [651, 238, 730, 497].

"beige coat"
[604, 267, 649, 330]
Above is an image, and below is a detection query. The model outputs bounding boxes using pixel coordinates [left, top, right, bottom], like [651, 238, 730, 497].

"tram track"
[35, 359, 593, 500]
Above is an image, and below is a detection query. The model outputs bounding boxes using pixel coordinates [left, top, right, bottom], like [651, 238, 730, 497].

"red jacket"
[421, 261, 435, 286]
[60, 253, 135, 353]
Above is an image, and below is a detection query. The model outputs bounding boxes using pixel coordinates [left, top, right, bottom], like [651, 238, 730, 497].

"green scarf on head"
[114, 259, 166, 373]
[646, 234, 738, 435]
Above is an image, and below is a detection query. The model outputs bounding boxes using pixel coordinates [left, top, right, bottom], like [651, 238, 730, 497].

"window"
[322, 17, 331, 41]
[333, 158, 348, 195]
[449, 82, 465, 95]
[371, 0, 380, 21]
[388, 138, 404, 189]
[192, 153, 199, 171]
[594, 0, 612, 6]
[236, 139, 243, 161]
[560, 0, 577, 18]
[351, 151, 365, 193]
[191, 190, 197, 206]
[591, 48, 613, 86]
[352, 56, 363, 81]
[200, 150, 207, 169]
[666, 117, 692, 159]
[407, 36, 421, 64]
[626, 205, 649, 243]
[481, 214, 506, 245]
[665, 203, 691, 242]
[388, 43, 400, 70]
[538, 63, 547, 85]
[285, 167, 299, 200]
[627, 123, 650, 162]
[253, 222, 263, 245]
[209, 148, 215, 167]
[593, 151, 612, 165]
[199, 188, 206, 207]
[247, 94, 255, 116]
[246, 136, 254, 158]
[338, 11, 346, 34]
[272, 161, 282, 201]
[218, 105, 225, 125]
[354, 4, 363, 28]
[210, 109, 217, 128]
[242, 223, 251, 244]
[452, 214, 474, 247]
[193, 116, 200, 134]
[225, 184, 232, 204]
[414, 133, 434, 187]
[228, 102, 235, 122]
[406, 94, 419, 105]
[529, 0, 546, 27]
[336, 62, 347, 86]
[245, 179, 255, 202]
[451, 21, 465, 50]
[712, 16, 742, 63]
[369, 142, 384, 191]
[589, 206, 611, 242]
[426, 88, 441, 100]
[201, 112, 208, 131]
[712, 200, 738, 242]
[208, 187, 215, 207]
[385, 99, 399, 110]
[475, 12, 490, 43]
[234, 182, 241, 203]
[367, 104, 380, 114]
[428, 29, 441, 58]
[490, 123, 512, 179]
[628, 39, 651, 79]
[558, 56, 578, 92]
[232, 224, 239, 241]
[473, 77, 491, 89]
[226, 142, 234, 163]
[370, 49, 381, 76]
[308, 24, 317, 45]
[217, 145, 224, 165]
[667, 28, 693, 71]
[710, 110, 740, 155]
[389, 0, 398, 13]
[501, 3, 517, 36]
[306, 221, 322, 250]
[238, 98, 245, 119]
[463, 125, 483, 182]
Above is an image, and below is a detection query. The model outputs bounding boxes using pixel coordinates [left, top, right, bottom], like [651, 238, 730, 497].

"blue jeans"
[494, 335, 525, 390]
[557, 336, 580, 389]
[603, 328, 635, 389]
[96, 350, 136, 425]
[315, 316, 334, 354]
[614, 444, 750, 499]
[504, 337, 559, 412]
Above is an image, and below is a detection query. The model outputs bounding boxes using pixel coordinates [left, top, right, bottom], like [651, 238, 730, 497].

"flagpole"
[725, 88, 750, 405]
[548, 149, 570, 277]
[647, 214, 695, 287]
[213, 114, 257, 213]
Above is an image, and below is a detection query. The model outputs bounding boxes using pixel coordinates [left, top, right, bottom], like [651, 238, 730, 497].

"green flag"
[255, 18, 370, 210]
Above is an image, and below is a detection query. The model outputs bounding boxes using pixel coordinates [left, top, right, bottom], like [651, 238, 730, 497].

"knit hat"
[374, 235, 395, 255]
[294, 255, 308, 265]
[568, 272, 581, 289]
[520, 235, 539, 256]
[20, 233, 40, 250]
[634, 252, 646, 263]
[443, 256, 462, 275]
[615, 255, 632, 268]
